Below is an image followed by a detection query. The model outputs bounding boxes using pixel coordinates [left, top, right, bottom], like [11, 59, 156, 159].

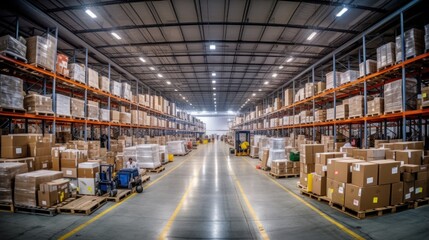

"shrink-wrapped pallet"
[0, 74, 24, 109]
[56, 53, 69, 76]
[24, 94, 53, 113]
[87, 100, 99, 120]
[120, 112, 131, 124]
[71, 98, 85, 118]
[167, 141, 186, 155]
[99, 76, 110, 92]
[69, 63, 85, 83]
[348, 95, 364, 118]
[121, 82, 131, 101]
[376, 42, 395, 69]
[326, 71, 342, 89]
[87, 68, 99, 89]
[305, 83, 315, 98]
[425, 24, 429, 50]
[110, 80, 121, 96]
[367, 97, 384, 116]
[131, 110, 139, 125]
[327, 108, 334, 121]
[359, 60, 377, 77]
[384, 78, 417, 113]
[314, 109, 326, 122]
[110, 110, 120, 122]
[125, 144, 161, 169]
[26, 34, 56, 71]
[99, 109, 110, 121]
[336, 104, 349, 119]
[340, 70, 359, 85]
[55, 94, 71, 116]
[395, 28, 424, 62]
[0, 162, 28, 203]
[0, 35, 27, 59]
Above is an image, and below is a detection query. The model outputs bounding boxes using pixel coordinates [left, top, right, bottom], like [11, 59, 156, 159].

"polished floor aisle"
[1, 141, 429, 240]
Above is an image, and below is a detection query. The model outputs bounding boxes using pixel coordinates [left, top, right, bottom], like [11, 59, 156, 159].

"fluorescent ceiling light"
[213, 93, 216, 96]
[149, 67, 155, 71]
[287, 57, 294, 62]
[247, 98, 250, 101]
[111, 32, 121, 40]
[190, 103, 192, 106]
[174, 89, 178, 91]
[307, 32, 317, 41]
[85, 9, 97, 18]
[157, 73, 163, 78]
[264, 81, 269, 85]
[258, 89, 262, 91]
[252, 93, 256, 96]
[179, 94, 182, 96]
[272, 73, 278, 78]
[209, 44, 216, 50]
[166, 81, 171, 85]
[139, 57, 146, 63]
[212, 80, 216, 84]
[213, 87, 216, 90]
[182, 97, 186, 100]
[212, 72, 216, 77]
[214, 98, 216, 100]
[336, 7, 348, 17]
[279, 65, 284, 69]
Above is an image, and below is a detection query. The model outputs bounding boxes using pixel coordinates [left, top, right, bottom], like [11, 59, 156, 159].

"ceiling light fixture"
[213, 87, 216, 90]
[85, 9, 97, 18]
[190, 103, 192, 106]
[264, 81, 269, 85]
[139, 57, 146, 63]
[183, 97, 186, 100]
[157, 73, 163, 78]
[258, 89, 262, 91]
[174, 89, 178, 91]
[213, 93, 216, 96]
[279, 65, 284, 69]
[252, 93, 256, 96]
[307, 32, 317, 41]
[336, 7, 349, 17]
[149, 67, 155, 71]
[212, 80, 216, 84]
[210, 44, 216, 50]
[272, 73, 278, 78]
[111, 32, 121, 40]
[212, 72, 216, 77]
[287, 57, 294, 62]
[166, 81, 171, 85]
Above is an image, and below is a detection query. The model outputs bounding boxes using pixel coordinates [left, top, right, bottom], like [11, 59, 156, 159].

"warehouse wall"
[197, 116, 230, 135]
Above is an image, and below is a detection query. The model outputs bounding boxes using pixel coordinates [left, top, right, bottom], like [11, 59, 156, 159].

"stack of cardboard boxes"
[56, 53, 69, 77]
[0, 74, 24, 110]
[0, 162, 28, 204]
[24, 94, 53, 114]
[299, 144, 325, 188]
[87, 68, 99, 89]
[69, 63, 85, 83]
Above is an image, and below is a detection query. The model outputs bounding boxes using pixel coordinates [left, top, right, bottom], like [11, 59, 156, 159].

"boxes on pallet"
[334, 159, 365, 183]
[327, 178, 346, 205]
[56, 53, 69, 77]
[316, 82, 326, 94]
[38, 178, 70, 207]
[395, 150, 422, 165]
[99, 76, 110, 92]
[0, 74, 24, 109]
[71, 98, 85, 118]
[0, 162, 28, 203]
[370, 160, 400, 185]
[99, 109, 110, 121]
[87, 100, 99, 120]
[121, 82, 131, 101]
[359, 59, 377, 77]
[1, 135, 28, 159]
[55, 94, 71, 116]
[69, 63, 85, 83]
[284, 89, 294, 107]
[26, 34, 57, 71]
[14, 170, 63, 207]
[384, 78, 417, 113]
[133, 144, 161, 169]
[351, 162, 379, 187]
[77, 162, 99, 195]
[326, 71, 342, 89]
[345, 184, 391, 212]
[0, 35, 27, 59]
[395, 28, 424, 62]
[391, 182, 404, 205]
[336, 104, 349, 119]
[376, 42, 395, 69]
[109, 110, 119, 122]
[110, 81, 121, 96]
[24, 94, 53, 113]
[340, 70, 359, 85]
[348, 95, 364, 118]
[305, 83, 315, 98]
[403, 181, 415, 202]
[367, 97, 384, 116]
[87, 68, 99, 89]
[314, 110, 326, 122]
[312, 173, 326, 196]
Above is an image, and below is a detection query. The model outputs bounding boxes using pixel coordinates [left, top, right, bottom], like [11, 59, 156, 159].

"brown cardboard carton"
[34, 156, 52, 170]
[316, 152, 345, 165]
[38, 178, 70, 207]
[334, 159, 364, 183]
[402, 164, 420, 173]
[315, 163, 327, 177]
[62, 167, 77, 178]
[402, 172, 415, 182]
[414, 179, 427, 199]
[1, 146, 28, 159]
[371, 160, 400, 184]
[345, 184, 390, 211]
[300, 172, 308, 187]
[331, 179, 346, 206]
[326, 178, 335, 200]
[300, 162, 315, 174]
[395, 150, 422, 165]
[37, 189, 57, 207]
[417, 171, 428, 181]
[403, 181, 415, 202]
[391, 182, 404, 205]
[0, 162, 28, 203]
[352, 162, 378, 187]
[77, 162, 99, 178]
[0, 157, 35, 172]
[312, 174, 326, 196]
[300, 144, 325, 164]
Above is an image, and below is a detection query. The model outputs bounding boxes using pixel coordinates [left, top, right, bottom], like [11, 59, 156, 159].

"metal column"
[363, 35, 368, 148]
[400, 12, 407, 141]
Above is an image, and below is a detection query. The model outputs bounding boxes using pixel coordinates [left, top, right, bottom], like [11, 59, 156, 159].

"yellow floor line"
[59, 155, 193, 240]
[241, 157, 364, 240]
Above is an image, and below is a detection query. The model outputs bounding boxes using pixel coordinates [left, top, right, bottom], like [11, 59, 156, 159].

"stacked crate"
[376, 42, 395, 69]
[395, 28, 424, 62]
[340, 70, 359, 85]
[348, 95, 364, 118]
[384, 78, 417, 113]
[359, 60, 377, 77]
[326, 71, 342, 89]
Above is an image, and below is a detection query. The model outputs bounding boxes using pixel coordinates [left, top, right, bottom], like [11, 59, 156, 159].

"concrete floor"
[1, 141, 429, 240]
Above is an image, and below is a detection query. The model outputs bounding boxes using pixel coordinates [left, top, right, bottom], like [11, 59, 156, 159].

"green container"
[289, 151, 300, 162]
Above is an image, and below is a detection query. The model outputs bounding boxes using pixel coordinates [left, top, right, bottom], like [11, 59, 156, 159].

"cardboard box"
[0, 157, 35, 172]
[345, 184, 390, 211]
[331, 179, 346, 206]
[300, 172, 308, 187]
[395, 150, 422, 165]
[300, 144, 325, 164]
[316, 152, 345, 165]
[415, 179, 427, 199]
[402, 164, 420, 173]
[78, 178, 97, 195]
[334, 159, 364, 183]
[62, 167, 77, 178]
[315, 163, 327, 177]
[326, 178, 335, 200]
[312, 174, 326, 196]
[402, 172, 415, 182]
[38, 178, 70, 207]
[0, 162, 28, 203]
[371, 160, 400, 184]
[77, 162, 99, 178]
[352, 162, 378, 187]
[403, 181, 415, 202]
[300, 162, 315, 174]
[391, 182, 404, 205]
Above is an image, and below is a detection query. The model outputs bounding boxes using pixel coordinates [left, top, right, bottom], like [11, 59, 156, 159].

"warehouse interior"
[0, 0, 429, 239]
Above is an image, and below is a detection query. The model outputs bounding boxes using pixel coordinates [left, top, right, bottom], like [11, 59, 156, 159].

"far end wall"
[197, 116, 230, 136]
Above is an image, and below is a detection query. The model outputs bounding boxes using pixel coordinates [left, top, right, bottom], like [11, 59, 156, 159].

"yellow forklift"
[234, 130, 250, 156]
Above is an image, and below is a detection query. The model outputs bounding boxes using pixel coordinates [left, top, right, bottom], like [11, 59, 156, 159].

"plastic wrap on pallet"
[305, 83, 315, 98]
[0, 35, 27, 59]
[0, 162, 28, 203]
[55, 94, 70, 116]
[384, 78, 417, 113]
[270, 138, 285, 150]
[359, 60, 377, 77]
[99, 109, 110, 121]
[395, 28, 424, 62]
[69, 63, 85, 83]
[314, 109, 326, 122]
[368, 97, 384, 116]
[284, 88, 294, 106]
[14, 170, 62, 207]
[131, 110, 139, 125]
[110, 80, 121, 96]
[87, 68, 99, 89]
[121, 82, 131, 100]
[159, 145, 169, 164]
[120, 112, 131, 124]
[348, 95, 364, 118]
[26, 34, 57, 71]
[326, 108, 334, 120]
[258, 137, 269, 160]
[336, 104, 349, 119]
[425, 24, 429, 50]
[268, 149, 285, 168]
[134, 144, 161, 169]
[0, 74, 24, 109]
[99, 76, 109, 92]
[87, 100, 99, 120]
[340, 70, 359, 85]
[71, 98, 85, 118]
[24, 94, 52, 113]
[56, 53, 69, 77]
[110, 110, 120, 122]
[166, 141, 186, 155]
[326, 71, 342, 89]
[376, 42, 395, 69]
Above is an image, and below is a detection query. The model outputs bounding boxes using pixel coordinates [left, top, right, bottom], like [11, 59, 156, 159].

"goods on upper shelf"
[0, 74, 24, 110]
[0, 35, 27, 60]
[26, 34, 57, 71]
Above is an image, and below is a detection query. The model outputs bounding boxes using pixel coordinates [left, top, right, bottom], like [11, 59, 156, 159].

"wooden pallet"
[27, 111, 55, 116]
[14, 204, 57, 216]
[87, 118, 99, 121]
[413, 197, 429, 208]
[0, 50, 27, 62]
[58, 196, 107, 215]
[0, 202, 14, 212]
[384, 110, 402, 115]
[300, 189, 331, 203]
[268, 172, 299, 179]
[29, 62, 54, 72]
[56, 114, 72, 119]
[329, 201, 410, 219]
[141, 175, 150, 184]
[106, 189, 132, 202]
[72, 116, 86, 120]
[101, 89, 110, 94]
[367, 113, 381, 117]
[349, 115, 362, 119]
[0, 107, 26, 113]
[146, 165, 165, 173]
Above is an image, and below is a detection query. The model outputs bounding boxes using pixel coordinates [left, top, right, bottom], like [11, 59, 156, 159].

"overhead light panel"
[213, 93, 216, 96]
[174, 89, 178, 91]
[85, 9, 97, 18]
[111, 32, 121, 40]
[264, 81, 269, 85]
[166, 81, 171, 85]
[149, 67, 155, 71]
[212, 72, 216, 77]
[157, 73, 163, 78]
[213, 87, 216, 90]
[139, 57, 146, 63]
[212, 80, 216, 84]
[279, 65, 284, 69]
[258, 89, 262, 91]
[287, 57, 294, 62]
[336, 7, 348, 17]
[209, 44, 216, 50]
[182, 97, 186, 100]
[190, 103, 192, 106]
[272, 73, 278, 78]
[252, 93, 256, 96]
[214, 98, 216, 100]
[307, 32, 317, 41]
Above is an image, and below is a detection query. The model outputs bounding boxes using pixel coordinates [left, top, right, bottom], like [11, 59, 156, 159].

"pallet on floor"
[106, 189, 132, 202]
[146, 165, 165, 173]
[0, 202, 14, 212]
[413, 197, 429, 208]
[268, 172, 299, 179]
[329, 201, 409, 219]
[299, 189, 331, 203]
[174, 151, 190, 156]
[57, 196, 107, 215]
[141, 174, 150, 184]
[14, 204, 57, 216]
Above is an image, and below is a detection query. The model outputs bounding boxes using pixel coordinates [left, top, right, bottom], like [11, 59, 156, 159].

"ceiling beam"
[96, 39, 333, 49]
[45, 0, 162, 12]
[279, 0, 387, 13]
[121, 62, 308, 68]
[73, 21, 358, 34]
